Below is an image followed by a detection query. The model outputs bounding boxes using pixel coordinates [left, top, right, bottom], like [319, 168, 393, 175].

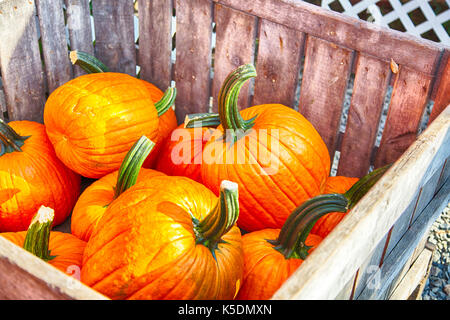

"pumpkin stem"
[0, 119, 30, 156]
[269, 163, 392, 260]
[194, 180, 239, 253]
[70, 50, 110, 73]
[154, 87, 177, 117]
[23, 206, 56, 261]
[184, 113, 221, 128]
[218, 64, 257, 140]
[114, 136, 155, 199]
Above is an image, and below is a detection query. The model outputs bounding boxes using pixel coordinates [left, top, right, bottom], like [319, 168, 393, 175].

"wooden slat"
[298, 35, 353, 158]
[138, 0, 173, 91]
[436, 156, 449, 193]
[35, 0, 73, 93]
[65, 0, 94, 77]
[0, 85, 6, 120]
[212, 3, 257, 111]
[0, 0, 46, 122]
[91, 0, 136, 76]
[251, 19, 304, 107]
[429, 49, 450, 124]
[337, 54, 390, 178]
[174, 0, 213, 121]
[272, 106, 450, 300]
[214, 0, 443, 76]
[374, 67, 433, 169]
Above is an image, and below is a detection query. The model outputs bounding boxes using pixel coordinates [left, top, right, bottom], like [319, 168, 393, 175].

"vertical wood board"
[429, 49, 450, 125]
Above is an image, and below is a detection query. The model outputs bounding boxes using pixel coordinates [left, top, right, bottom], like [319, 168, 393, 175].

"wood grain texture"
[0, 86, 6, 120]
[0, 0, 46, 122]
[36, 0, 73, 93]
[298, 35, 353, 158]
[429, 49, 450, 124]
[251, 19, 304, 107]
[337, 54, 390, 178]
[212, 3, 257, 111]
[374, 67, 433, 169]
[91, 0, 136, 76]
[272, 106, 449, 299]
[174, 0, 213, 121]
[65, 0, 94, 77]
[214, 0, 443, 75]
[138, 0, 173, 91]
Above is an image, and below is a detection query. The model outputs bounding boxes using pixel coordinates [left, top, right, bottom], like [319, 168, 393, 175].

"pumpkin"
[71, 136, 165, 242]
[311, 176, 359, 238]
[69, 50, 178, 169]
[236, 166, 389, 300]
[201, 64, 331, 232]
[1, 206, 86, 277]
[0, 119, 80, 232]
[81, 177, 243, 300]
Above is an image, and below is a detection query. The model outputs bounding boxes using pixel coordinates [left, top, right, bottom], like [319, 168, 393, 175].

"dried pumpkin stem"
[114, 136, 155, 199]
[194, 180, 239, 252]
[23, 206, 56, 262]
[218, 64, 257, 139]
[184, 113, 221, 128]
[0, 118, 29, 155]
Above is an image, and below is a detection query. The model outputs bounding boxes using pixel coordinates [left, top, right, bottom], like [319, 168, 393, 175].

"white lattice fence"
[321, 0, 450, 44]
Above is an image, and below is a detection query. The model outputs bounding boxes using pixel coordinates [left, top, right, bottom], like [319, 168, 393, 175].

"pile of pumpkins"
[0, 52, 385, 300]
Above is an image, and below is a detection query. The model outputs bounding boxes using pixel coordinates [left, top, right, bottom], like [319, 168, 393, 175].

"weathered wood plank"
[429, 49, 450, 124]
[214, 0, 443, 75]
[435, 156, 449, 193]
[36, 0, 73, 93]
[272, 106, 450, 300]
[212, 3, 257, 111]
[337, 54, 390, 178]
[251, 19, 304, 107]
[91, 0, 136, 76]
[65, 0, 94, 77]
[174, 0, 213, 121]
[0, 236, 108, 300]
[0, 85, 6, 120]
[0, 0, 46, 122]
[374, 67, 433, 169]
[138, 0, 173, 91]
[298, 35, 353, 158]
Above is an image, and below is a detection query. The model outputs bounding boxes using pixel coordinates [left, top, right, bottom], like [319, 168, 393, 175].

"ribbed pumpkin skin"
[44, 72, 159, 179]
[81, 176, 243, 300]
[156, 125, 215, 184]
[310, 176, 359, 238]
[71, 169, 165, 242]
[140, 81, 178, 168]
[0, 121, 80, 232]
[236, 229, 322, 300]
[201, 104, 331, 232]
[1, 231, 86, 275]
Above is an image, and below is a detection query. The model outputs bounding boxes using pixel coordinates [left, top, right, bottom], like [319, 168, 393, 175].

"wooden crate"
[0, 0, 449, 300]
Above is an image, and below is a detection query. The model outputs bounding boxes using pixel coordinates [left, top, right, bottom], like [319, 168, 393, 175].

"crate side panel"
[334, 273, 356, 300]
[174, 0, 213, 121]
[91, 0, 136, 76]
[212, 4, 257, 111]
[337, 54, 390, 178]
[0, 0, 46, 122]
[374, 67, 433, 169]
[298, 36, 353, 158]
[138, 0, 173, 91]
[436, 156, 449, 193]
[65, 0, 95, 77]
[251, 19, 304, 108]
[36, 0, 73, 93]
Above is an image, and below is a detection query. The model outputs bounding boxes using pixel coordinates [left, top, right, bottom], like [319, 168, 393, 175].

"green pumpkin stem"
[184, 113, 221, 128]
[114, 136, 155, 199]
[218, 64, 257, 139]
[70, 50, 110, 73]
[154, 87, 177, 117]
[270, 163, 392, 260]
[0, 119, 30, 156]
[194, 180, 239, 252]
[23, 206, 56, 262]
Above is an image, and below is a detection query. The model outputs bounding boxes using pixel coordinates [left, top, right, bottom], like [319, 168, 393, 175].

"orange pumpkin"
[81, 177, 243, 300]
[71, 136, 165, 241]
[1, 206, 86, 277]
[0, 119, 80, 232]
[311, 176, 359, 238]
[201, 64, 330, 232]
[44, 72, 160, 179]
